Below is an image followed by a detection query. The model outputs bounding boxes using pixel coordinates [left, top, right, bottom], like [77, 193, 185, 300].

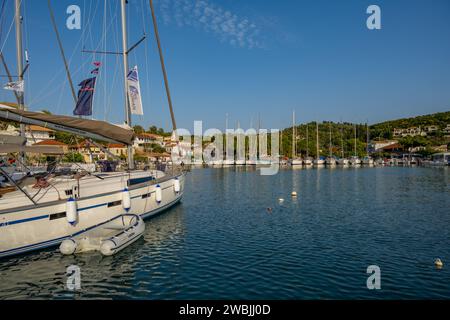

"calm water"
[0, 166, 449, 299]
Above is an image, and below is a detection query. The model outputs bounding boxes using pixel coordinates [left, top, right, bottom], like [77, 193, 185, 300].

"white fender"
[173, 178, 180, 193]
[60, 239, 77, 255]
[122, 188, 131, 211]
[66, 197, 78, 225]
[155, 185, 162, 204]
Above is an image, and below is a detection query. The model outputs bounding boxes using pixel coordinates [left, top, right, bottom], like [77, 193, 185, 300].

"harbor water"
[0, 166, 449, 299]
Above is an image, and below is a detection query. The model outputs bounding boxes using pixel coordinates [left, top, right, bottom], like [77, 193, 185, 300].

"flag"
[73, 77, 96, 116]
[93, 61, 101, 67]
[4, 80, 24, 92]
[127, 65, 143, 115]
[91, 67, 99, 75]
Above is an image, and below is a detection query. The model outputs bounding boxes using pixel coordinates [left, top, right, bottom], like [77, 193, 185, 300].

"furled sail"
[0, 103, 134, 145]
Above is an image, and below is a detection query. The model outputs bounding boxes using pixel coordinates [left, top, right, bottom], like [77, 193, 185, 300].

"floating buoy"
[122, 188, 131, 212]
[155, 185, 162, 204]
[435, 258, 443, 268]
[278, 198, 284, 203]
[66, 197, 78, 226]
[173, 178, 180, 193]
[291, 191, 297, 197]
[267, 207, 273, 213]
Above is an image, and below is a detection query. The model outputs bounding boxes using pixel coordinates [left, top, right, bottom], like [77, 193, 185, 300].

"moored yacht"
[314, 122, 324, 166]
[290, 110, 303, 166]
[350, 124, 361, 165]
[0, 0, 186, 258]
[362, 123, 374, 166]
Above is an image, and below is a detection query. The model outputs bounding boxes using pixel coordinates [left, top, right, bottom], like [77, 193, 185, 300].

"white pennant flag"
[127, 66, 144, 115]
[4, 80, 24, 93]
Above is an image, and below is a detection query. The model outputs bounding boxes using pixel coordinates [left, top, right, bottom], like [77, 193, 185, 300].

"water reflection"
[0, 167, 449, 299]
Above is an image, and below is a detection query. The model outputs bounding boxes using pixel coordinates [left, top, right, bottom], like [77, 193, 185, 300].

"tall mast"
[329, 123, 332, 158]
[316, 122, 319, 159]
[149, 0, 177, 131]
[366, 122, 369, 157]
[292, 110, 295, 159]
[120, 0, 134, 169]
[14, 0, 24, 133]
[341, 124, 344, 158]
[354, 124, 357, 157]
[306, 124, 309, 158]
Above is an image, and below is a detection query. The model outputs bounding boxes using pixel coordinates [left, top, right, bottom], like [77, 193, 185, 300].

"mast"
[316, 122, 319, 159]
[149, 0, 177, 131]
[354, 124, 357, 157]
[306, 124, 309, 158]
[341, 124, 344, 158]
[366, 122, 369, 157]
[120, 0, 134, 169]
[292, 110, 295, 159]
[329, 123, 332, 158]
[14, 0, 24, 133]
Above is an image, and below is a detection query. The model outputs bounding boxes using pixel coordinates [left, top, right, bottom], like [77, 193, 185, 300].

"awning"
[0, 104, 134, 145]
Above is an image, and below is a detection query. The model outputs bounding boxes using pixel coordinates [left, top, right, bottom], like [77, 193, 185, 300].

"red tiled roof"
[107, 143, 126, 148]
[33, 140, 67, 146]
[136, 133, 163, 139]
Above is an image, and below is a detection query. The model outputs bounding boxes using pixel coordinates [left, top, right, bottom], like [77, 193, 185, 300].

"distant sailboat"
[362, 122, 374, 166]
[336, 123, 349, 165]
[223, 113, 234, 166]
[349, 124, 361, 165]
[304, 124, 313, 166]
[313, 122, 325, 166]
[326, 123, 336, 166]
[290, 110, 303, 166]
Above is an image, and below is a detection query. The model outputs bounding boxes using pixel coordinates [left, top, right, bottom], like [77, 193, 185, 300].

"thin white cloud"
[156, 0, 264, 49]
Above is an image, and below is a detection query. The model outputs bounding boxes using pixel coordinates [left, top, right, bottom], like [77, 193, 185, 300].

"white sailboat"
[290, 111, 303, 166]
[303, 124, 313, 166]
[223, 114, 235, 166]
[336, 123, 349, 165]
[0, 0, 185, 258]
[313, 122, 325, 166]
[362, 122, 374, 166]
[325, 123, 336, 166]
[349, 124, 361, 166]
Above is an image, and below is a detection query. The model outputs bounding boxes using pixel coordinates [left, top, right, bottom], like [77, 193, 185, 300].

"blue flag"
[74, 77, 96, 116]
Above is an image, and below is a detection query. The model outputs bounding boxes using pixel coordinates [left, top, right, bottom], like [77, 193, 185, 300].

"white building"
[133, 133, 164, 151]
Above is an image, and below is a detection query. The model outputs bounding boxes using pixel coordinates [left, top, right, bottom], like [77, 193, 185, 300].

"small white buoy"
[435, 258, 443, 268]
[155, 185, 162, 204]
[278, 198, 284, 203]
[122, 188, 131, 212]
[291, 191, 297, 197]
[66, 197, 78, 226]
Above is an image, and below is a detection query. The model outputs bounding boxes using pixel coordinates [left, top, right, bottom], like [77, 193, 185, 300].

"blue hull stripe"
[0, 196, 182, 258]
[1, 185, 175, 227]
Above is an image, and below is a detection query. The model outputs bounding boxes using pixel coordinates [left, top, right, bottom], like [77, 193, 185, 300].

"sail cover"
[0, 104, 134, 145]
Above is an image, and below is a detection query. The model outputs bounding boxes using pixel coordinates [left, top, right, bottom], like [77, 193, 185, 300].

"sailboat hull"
[0, 172, 185, 258]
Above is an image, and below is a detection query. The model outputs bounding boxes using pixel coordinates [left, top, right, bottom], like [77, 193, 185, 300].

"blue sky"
[0, 0, 449, 132]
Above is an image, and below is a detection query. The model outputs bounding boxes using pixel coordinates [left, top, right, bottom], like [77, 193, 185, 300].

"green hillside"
[280, 111, 450, 158]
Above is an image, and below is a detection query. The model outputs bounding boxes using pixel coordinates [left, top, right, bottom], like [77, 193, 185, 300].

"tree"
[148, 125, 158, 134]
[62, 152, 84, 163]
[133, 125, 144, 134]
